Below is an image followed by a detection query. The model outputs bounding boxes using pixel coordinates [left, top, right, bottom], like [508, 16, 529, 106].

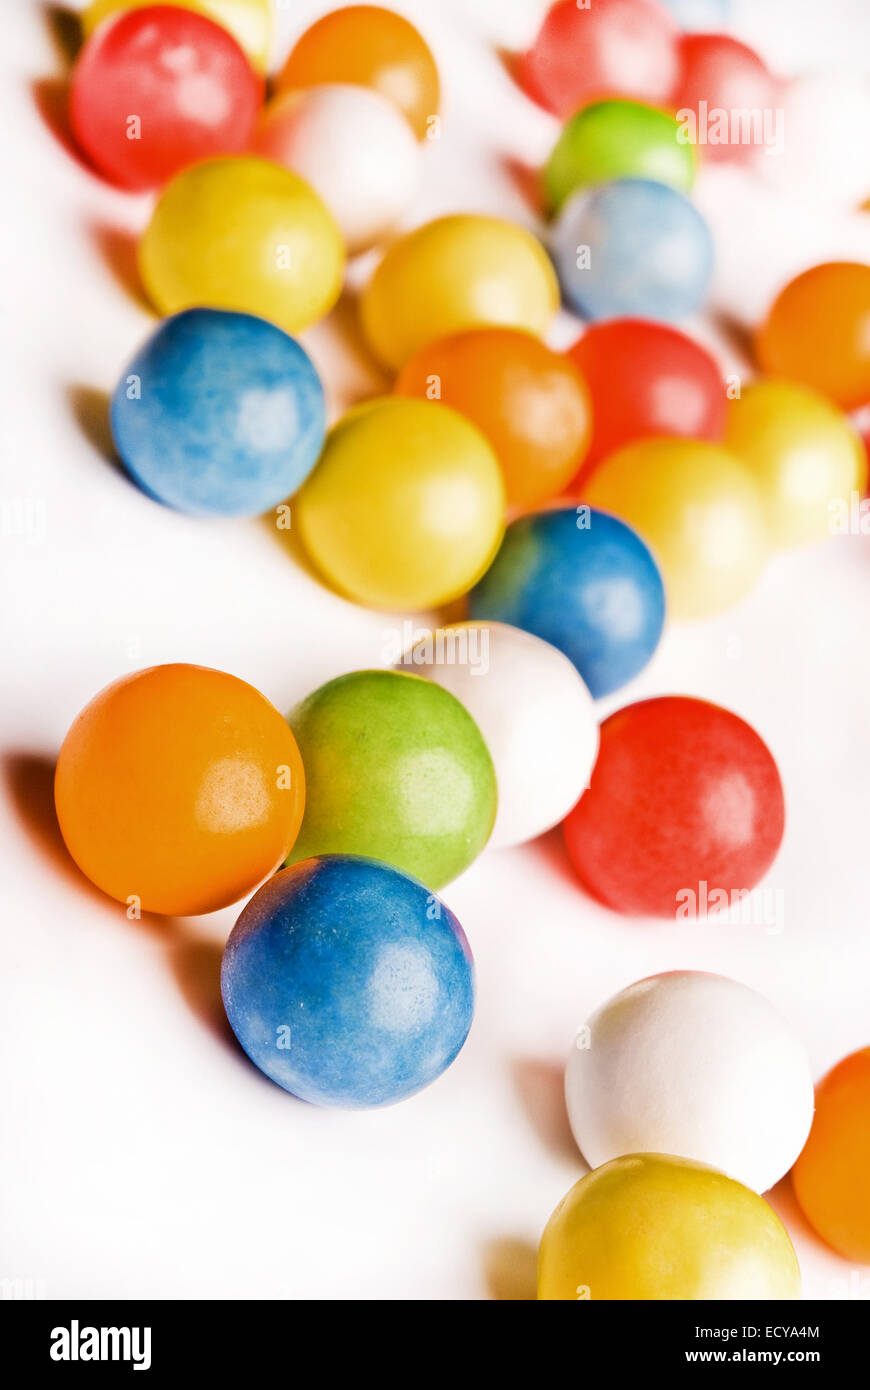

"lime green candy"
[286, 670, 497, 888]
[544, 100, 697, 211]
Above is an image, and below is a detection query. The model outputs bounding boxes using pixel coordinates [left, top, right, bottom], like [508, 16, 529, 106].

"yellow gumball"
[725, 379, 867, 548]
[82, 0, 272, 72]
[538, 1155, 801, 1301]
[296, 398, 505, 610]
[584, 438, 769, 618]
[139, 157, 344, 335]
[359, 215, 559, 370]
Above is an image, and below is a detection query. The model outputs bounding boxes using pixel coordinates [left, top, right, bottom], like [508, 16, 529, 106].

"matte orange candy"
[55, 664, 305, 916]
[792, 1047, 870, 1263]
[395, 328, 592, 509]
[757, 262, 870, 411]
[276, 5, 439, 140]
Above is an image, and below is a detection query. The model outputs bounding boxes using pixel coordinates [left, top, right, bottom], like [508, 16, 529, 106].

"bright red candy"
[520, 0, 680, 118]
[671, 34, 779, 163]
[566, 319, 726, 481]
[69, 6, 263, 191]
[563, 697, 785, 917]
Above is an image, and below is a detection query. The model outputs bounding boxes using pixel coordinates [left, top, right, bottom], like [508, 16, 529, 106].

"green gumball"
[286, 670, 497, 888]
[544, 100, 697, 212]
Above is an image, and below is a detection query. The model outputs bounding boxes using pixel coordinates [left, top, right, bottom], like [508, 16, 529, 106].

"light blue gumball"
[551, 178, 714, 324]
[658, 0, 732, 31]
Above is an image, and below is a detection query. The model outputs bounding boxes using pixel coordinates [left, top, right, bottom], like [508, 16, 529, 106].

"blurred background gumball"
[657, 0, 732, 29]
[671, 33, 781, 164]
[543, 99, 696, 212]
[81, 0, 273, 72]
[756, 261, 870, 410]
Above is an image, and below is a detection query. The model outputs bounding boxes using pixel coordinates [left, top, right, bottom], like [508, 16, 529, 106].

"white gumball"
[257, 84, 424, 254]
[566, 972, 814, 1194]
[402, 621, 599, 850]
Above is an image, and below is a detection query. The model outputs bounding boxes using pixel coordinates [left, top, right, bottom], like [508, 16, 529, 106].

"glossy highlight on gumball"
[111, 309, 326, 517]
[296, 397, 505, 611]
[756, 262, 870, 411]
[285, 670, 497, 890]
[256, 85, 422, 254]
[54, 664, 305, 916]
[81, 0, 273, 72]
[725, 378, 866, 547]
[584, 437, 768, 618]
[138, 156, 345, 334]
[538, 1155, 801, 1301]
[221, 856, 474, 1108]
[360, 215, 559, 370]
[521, 0, 680, 118]
[468, 508, 665, 698]
[565, 972, 814, 1193]
[402, 622, 599, 850]
[562, 695, 785, 917]
[394, 328, 592, 509]
[276, 4, 439, 140]
[566, 318, 725, 477]
[552, 178, 714, 323]
[70, 6, 263, 191]
[544, 100, 696, 212]
[792, 1047, 870, 1263]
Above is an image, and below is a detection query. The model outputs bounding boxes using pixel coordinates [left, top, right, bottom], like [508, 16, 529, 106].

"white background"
[2, 0, 870, 1300]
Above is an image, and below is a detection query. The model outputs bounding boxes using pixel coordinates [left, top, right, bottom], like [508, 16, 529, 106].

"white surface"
[404, 622, 599, 850]
[1, 0, 870, 1301]
[565, 972, 815, 1195]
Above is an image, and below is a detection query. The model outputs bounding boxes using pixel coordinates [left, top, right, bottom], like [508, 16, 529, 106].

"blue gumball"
[111, 308, 326, 517]
[221, 855, 475, 1108]
[552, 178, 713, 323]
[658, 0, 731, 29]
[468, 507, 665, 698]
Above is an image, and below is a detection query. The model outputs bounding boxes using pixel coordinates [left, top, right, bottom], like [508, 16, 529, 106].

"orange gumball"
[276, 5, 439, 140]
[395, 328, 592, 509]
[792, 1047, 870, 1263]
[757, 262, 870, 411]
[55, 664, 304, 916]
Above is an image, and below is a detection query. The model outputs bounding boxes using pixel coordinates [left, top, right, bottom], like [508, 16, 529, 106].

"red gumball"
[566, 319, 726, 481]
[69, 6, 263, 191]
[520, 0, 680, 118]
[671, 34, 780, 163]
[563, 697, 785, 917]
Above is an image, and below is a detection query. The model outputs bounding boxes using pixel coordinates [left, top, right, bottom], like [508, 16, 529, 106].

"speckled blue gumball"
[552, 178, 714, 323]
[111, 308, 326, 517]
[221, 855, 475, 1108]
[468, 508, 665, 698]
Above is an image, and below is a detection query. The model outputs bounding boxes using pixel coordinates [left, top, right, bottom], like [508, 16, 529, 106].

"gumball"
[544, 100, 696, 212]
[110, 309, 325, 517]
[82, 0, 272, 72]
[521, 0, 680, 119]
[54, 664, 305, 916]
[584, 438, 768, 617]
[69, 7, 263, 191]
[296, 398, 505, 610]
[401, 622, 598, 849]
[538, 1155, 801, 1300]
[256, 85, 422, 254]
[756, 263, 870, 411]
[725, 379, 867, 547]
[360, 215, 559, 370]
[552, 179, 714, 323]
[659, 0, 731, 28]
[792, 1047, 870, 1263]
[672, 33, 779, 163]
[138, 156, 344, 334]
[285, 671, 497, 889]
[562, 696, 785, 916]
[566, 318, 725, 477]
[468, 508, 665, 699]
[566, 973, 813, 1192]
[276, 5, 439, 140]
[394, 329, 592, 509]
[221, 856, 474, 1108]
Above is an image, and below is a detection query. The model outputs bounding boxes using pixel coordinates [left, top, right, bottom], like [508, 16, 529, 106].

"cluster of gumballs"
[52, 0, 870, 1298]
